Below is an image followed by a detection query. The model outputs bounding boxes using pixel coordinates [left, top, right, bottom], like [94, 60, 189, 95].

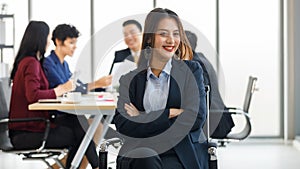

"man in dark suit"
[185, 30, 235, 139]
[109, 19, 142, 74]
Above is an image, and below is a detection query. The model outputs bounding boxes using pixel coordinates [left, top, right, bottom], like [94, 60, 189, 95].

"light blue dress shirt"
[143, 59, 172, 113]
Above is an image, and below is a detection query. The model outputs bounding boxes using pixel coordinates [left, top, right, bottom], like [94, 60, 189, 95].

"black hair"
[52, 24, 80, 46]
[10, 20, 49, 80]
[122, 19, 142, 32]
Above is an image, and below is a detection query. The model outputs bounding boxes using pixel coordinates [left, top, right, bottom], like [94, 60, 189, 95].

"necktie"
[133, 53, 139, 64]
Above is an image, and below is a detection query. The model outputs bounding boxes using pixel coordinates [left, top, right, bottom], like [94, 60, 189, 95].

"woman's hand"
[54, 80, 75, 96]
[124, 103, 140, 116]
[169, 108, 184, 118]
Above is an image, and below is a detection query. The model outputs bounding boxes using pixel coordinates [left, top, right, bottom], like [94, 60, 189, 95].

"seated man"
[185, 30, 235, 139]
[109, 19, 142, 74]
[104, 19, 143, 139]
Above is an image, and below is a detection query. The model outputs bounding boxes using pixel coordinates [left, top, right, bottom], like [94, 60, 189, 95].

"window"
[219, 0, 281, 136]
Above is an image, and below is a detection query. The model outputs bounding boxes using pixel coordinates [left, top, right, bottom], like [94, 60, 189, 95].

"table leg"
[70, 114, 103, 169]
[97, 115, 115, 145]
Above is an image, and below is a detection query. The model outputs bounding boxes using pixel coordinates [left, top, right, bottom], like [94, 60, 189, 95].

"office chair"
[210, 76, 258, 146]
[0, 77, 68, 169]
[205, 85, 218, 169]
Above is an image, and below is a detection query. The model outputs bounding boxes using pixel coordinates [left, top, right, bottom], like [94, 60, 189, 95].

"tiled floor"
[1, 139, 300, 169]
[0, 145, 119, 169]
[217, 139, 300, 169]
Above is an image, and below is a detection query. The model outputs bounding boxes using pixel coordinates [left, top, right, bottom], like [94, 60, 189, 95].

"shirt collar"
[130, 50, 140, 57]
[147, 58, 172, 80]
[50, 50, 61, 65]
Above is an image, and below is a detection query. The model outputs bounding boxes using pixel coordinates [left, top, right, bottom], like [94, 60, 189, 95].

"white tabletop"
[28, 93, 116, 115]
[28, 92, 117, 169]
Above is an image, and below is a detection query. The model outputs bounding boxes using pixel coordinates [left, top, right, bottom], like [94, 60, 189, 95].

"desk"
[29, 94, 116, 169]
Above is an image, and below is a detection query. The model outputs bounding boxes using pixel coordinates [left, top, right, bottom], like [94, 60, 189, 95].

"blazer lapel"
[166, 59, 187, 107]
[131, 69, 147, 111]
[169, 59, 202, 169]
[132, 59, 187, 112]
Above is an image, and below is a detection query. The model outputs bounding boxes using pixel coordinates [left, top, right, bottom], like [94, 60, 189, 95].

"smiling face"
[57, 37, 78, 57]
[123, 24, 142, 52]
[152, 17, 180, 62]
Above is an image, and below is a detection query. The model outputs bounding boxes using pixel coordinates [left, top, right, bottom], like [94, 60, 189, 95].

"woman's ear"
[55, 39, 63, 46]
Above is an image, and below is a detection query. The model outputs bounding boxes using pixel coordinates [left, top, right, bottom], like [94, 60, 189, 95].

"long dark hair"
[10, 21, 50, 80]
[138, 8, 193, 68]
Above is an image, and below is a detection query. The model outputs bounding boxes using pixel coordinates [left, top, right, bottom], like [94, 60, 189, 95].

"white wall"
[30, 0, 92, 82]
[0, 0, 28, 75]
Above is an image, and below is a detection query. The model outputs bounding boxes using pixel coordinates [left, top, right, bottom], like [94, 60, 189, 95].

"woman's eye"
[159, 32, 168, 37]
[173, 32, 180, 36]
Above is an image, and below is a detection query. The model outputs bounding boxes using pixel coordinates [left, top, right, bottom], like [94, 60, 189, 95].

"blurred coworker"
[184, 30, 234, 139]
[105, 19, 143, 140]
[109, 19, 142, 74]
[43, 24, 112, 94]
[43, 24, 106, 169]
[184, 30, 235, 169]
[114, 8, 206, 169]
[8, 21, 100, 169]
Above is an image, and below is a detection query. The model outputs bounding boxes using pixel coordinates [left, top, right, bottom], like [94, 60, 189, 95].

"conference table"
[28, 92, 117, 169]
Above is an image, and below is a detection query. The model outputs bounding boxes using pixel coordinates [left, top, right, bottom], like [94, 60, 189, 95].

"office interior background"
[0, 0, 300, 168]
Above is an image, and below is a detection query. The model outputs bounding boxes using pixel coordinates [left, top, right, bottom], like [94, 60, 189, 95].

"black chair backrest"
[0, 78, 14, 150]
[0, 77, 11, 119]
[243, 76, 258, 112]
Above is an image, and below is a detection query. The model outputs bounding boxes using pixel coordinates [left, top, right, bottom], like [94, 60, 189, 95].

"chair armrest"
[210, 109, 250, 117]
[100, 137, 124, 151]
[0, 117, 50, 152]
[226, 107, 243, 111]
[208, 109, 252, 141]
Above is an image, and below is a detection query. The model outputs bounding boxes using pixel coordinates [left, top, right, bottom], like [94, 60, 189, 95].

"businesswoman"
[114, 8, 207, 169]
[9, 21, 99, 169]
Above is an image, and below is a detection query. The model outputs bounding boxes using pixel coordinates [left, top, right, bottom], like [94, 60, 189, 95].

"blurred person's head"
[185, 30, 197, 51]
[52, 24, 80, 57]
[11, 20, 50, 80]
[122, 19, 142, 52]
[138, 8, 192, 67]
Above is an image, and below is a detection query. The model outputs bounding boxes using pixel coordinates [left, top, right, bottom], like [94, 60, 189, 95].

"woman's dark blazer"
[114, 59, 207, 169]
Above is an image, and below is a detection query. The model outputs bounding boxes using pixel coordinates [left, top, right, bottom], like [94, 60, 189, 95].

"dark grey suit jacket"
[194, 51, 235, 139]
[109, 48, 134, 74]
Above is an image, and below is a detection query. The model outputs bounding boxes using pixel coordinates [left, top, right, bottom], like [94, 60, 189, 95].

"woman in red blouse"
[9, 21, 99, 169]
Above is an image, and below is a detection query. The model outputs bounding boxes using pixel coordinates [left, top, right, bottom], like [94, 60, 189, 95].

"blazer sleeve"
[24, 60, 56, 103]
[114, 72, 171, 138]
[165, 60, 206, 137]
[184, 60, 207, 130]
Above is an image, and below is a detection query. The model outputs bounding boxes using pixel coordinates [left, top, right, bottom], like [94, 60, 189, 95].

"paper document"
[111, 60, 137, 87]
